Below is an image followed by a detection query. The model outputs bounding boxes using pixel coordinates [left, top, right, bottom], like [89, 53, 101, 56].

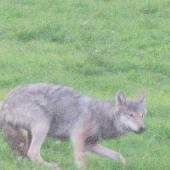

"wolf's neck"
[97, 101, 122, 140]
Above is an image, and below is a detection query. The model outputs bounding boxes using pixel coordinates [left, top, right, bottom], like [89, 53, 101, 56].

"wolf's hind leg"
[86, 144, 126, 164]
[2, 124, 29, 157]
[27, 121, 59, 169]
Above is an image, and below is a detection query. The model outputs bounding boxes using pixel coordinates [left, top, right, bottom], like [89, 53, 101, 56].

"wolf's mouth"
[126, 127, 146, 134]
[134, 127, 146, 134]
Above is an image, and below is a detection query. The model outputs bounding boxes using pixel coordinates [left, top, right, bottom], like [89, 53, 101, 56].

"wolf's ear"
[138, 91, 145, 105]
[115, 91, 126, 106]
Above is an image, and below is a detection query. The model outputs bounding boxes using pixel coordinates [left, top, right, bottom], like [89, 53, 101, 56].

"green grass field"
[1, 0, 170, 169]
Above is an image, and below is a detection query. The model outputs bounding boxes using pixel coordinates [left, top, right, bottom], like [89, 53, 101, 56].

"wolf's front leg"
[86, 144, 126, 164]
[70, 131, 87, 169]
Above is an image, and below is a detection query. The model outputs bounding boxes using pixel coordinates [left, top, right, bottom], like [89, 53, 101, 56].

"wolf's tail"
[2, 123, 30, 157]
[0, 101, 30, 157]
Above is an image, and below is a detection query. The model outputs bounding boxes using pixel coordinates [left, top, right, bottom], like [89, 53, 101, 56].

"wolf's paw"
[76, 160, 86, 169]
[116, 153, 126, 164]
[42, 162, 60, 169]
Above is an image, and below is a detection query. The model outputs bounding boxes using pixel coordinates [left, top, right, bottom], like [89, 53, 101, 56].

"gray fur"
[0, 83, 147, 169]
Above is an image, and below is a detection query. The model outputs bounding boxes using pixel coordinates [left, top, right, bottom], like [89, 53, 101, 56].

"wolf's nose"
[139, 127, 146, 133]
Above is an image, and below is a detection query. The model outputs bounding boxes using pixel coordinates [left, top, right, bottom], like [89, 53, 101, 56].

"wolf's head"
[114, 91, 147, 135]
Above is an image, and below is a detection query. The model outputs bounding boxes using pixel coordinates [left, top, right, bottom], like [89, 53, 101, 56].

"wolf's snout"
[135, 127, 146, 134]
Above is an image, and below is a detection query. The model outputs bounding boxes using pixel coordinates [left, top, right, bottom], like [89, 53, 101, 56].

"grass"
[1, 0, 170, 169]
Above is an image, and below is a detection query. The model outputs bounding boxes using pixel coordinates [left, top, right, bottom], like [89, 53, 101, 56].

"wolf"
[0, 83, 147, 169]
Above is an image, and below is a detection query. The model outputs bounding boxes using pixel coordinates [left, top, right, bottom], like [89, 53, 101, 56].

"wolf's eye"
[127, 112, 134, 117]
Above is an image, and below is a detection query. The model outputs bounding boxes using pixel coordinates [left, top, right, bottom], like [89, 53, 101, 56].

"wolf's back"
[0, 83, 81, 131]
